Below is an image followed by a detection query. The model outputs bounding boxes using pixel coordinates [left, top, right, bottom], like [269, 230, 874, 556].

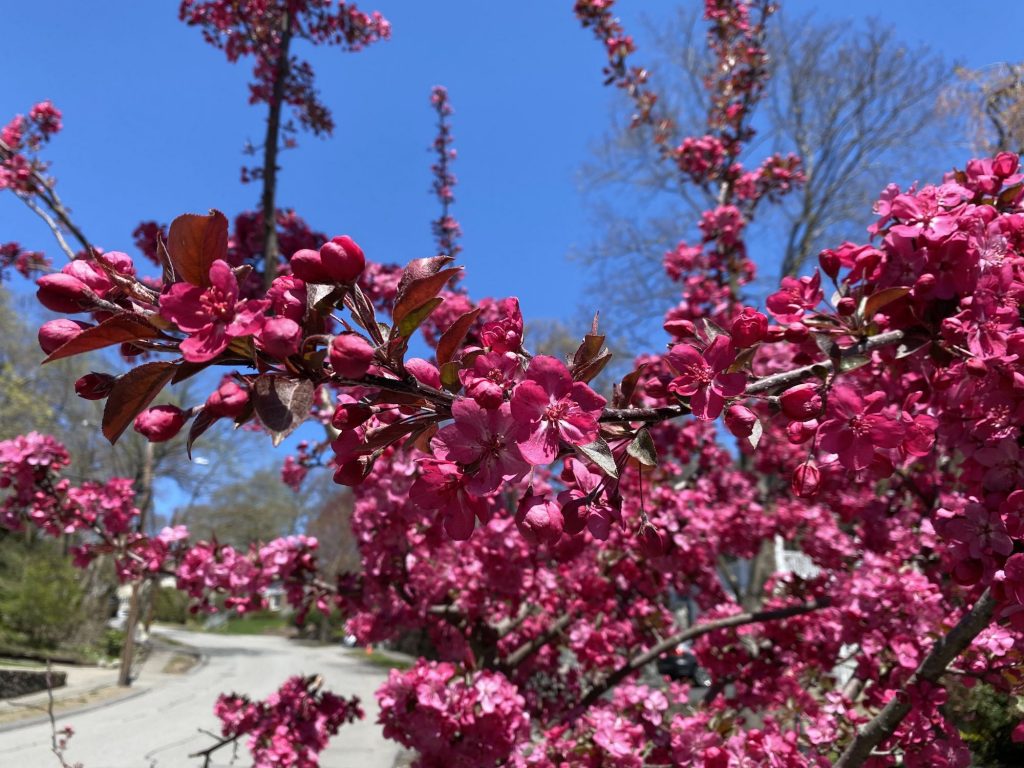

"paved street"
[0, 628, 401, 768]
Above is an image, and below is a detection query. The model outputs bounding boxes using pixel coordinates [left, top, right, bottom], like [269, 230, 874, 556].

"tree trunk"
[261, 11, 293, 289]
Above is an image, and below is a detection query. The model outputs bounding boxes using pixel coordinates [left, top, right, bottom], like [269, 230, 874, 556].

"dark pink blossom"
[434, 399, 528, 495]
[666, 335, 746, 420]
[816, 386, 903, 471]
[160, 259, 268, 362]
[410, 460, 486, 540]
[511, 356, 606, 464]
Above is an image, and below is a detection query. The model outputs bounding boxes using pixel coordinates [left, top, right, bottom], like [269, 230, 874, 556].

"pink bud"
[730, 307, 768, 347]
[319, 236, 365, 284]
[994, 152, 1019, 178]
[289, 249, 331, 283]
[333, 456, 374, 486]
[663, 318, 696, 339]
[62, 259, 112, 295]
[329, 334, 375, 379]
[724, 404, 757, 438]
[206, 380, 249, 418]
[837, 297, 857, 316]
[133, 405, 187, 442]
[783, 322, 809, 342]
[38, 319, 91, 354]
[637, 521, 666, 557]
[786, 419, 817, 444]
[36, 273, 96, 313]
[791, 461, 821, 498]
[965, 357, 988, 377]
[97, 251, 135, 276]
[405, 358, 441, 388]
[912, 273, 936, 299]
[75, 372, 115, 400]
[332, 402, 373, 430]
[515, 493, 564, 545]
[779, 383, 823, 421]
[818, 249, 840, 279]
[258, 317, 303, 359]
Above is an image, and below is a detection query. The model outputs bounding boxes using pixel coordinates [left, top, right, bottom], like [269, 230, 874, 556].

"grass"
[0, 657, 44, 669]
[214, 613, 292, 636]
[353, 648, 413, 671]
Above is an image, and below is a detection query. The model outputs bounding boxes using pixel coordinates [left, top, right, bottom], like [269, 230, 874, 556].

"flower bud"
[965, 357, 988, 377]
[332, 402, 373, 430]
[38, 319, 91, 354]
[637, 521, 666, 557]
[731, 307, 768, 347]
[62, 259, 112, 295]
[837, 297, 857, 316]
[289, 248, 331, 283]
[97, 251, 135, 277]
[819, 249, 840, 279]
[779, 383, 823, 421]
[663, 318, 696, 339]
[333, 455, 375, 486]
[786, 419, 817, 444]
[791, 461, 821, 499]
[206, 380, 249, 418]
[724, 404, 757, 438]
[912, 273, 936, 299]
[75, 372, 115, 400]
[258, 317, 303, 359]
[36, 273, 96, 313]
[515, 493, 564, 545]
[133, 405, 187, 442]
[783, 322, 809, 342]
[329, 333, 375, 379]
[320, 236, 366, 284]
[993, 151, 1019, 178]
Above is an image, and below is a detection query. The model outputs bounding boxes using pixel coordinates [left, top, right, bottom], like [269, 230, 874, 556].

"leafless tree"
[941, 62, 1024, 156]
[574, 7, 953, 346]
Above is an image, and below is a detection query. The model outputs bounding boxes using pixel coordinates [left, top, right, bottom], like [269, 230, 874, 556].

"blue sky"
[3, 1, 1023, 516]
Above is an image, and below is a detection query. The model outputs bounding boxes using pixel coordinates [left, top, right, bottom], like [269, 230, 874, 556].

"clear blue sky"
[4, 1, 1023, 325]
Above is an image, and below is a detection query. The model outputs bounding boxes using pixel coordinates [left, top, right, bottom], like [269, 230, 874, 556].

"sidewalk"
[0, 640, 200, 731]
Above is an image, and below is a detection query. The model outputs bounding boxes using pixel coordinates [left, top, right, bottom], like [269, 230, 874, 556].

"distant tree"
[576, 8, 951, 343]
[942, 62, 1024, 156]
[176, 467, 306, 548]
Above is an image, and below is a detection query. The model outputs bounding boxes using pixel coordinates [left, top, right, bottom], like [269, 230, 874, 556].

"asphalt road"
[0, 627, 401, 768]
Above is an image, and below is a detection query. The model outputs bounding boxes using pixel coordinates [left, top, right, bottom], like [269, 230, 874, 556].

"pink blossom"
[511, 356, 606, 464]
[160, 259, 268, 362]
[666, 335, 746, 420]
[434, 399, 528, 495]
[816, 386, 903, 471]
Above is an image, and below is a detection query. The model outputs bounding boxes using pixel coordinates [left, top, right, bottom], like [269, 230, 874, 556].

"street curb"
[0, 631, 208, 733]
[0, 684, 152, 733]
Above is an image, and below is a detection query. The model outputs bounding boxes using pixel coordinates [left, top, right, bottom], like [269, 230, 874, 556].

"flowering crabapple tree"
[4, 0, 1024, 766]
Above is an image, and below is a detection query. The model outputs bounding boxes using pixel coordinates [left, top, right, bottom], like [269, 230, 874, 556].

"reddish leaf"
[166, 210, 228, 287]
[862, 286, 910, 319]
[393, 266, 461, 326]
[102, 362, 177, 444]
[397, 297, 444, 339]
[436, 307, 482, 366]
[614, 363, 648, 408]
[186, 408, 219, 459]
[395, 255, 453, 298]
[252, 375, 315, 446]
[44, 313, 160, 363]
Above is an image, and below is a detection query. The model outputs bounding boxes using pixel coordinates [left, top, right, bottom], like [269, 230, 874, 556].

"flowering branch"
[573, 597, 830, 713]
[834, 590, 996, 768]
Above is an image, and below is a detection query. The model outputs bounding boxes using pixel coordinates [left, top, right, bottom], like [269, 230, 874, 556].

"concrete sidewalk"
[0, 641, 197, 731]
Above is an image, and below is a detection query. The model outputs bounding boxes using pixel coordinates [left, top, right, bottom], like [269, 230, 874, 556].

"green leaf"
[397, 297, 444, 339]
[576, 437, 619, 479]
[252, 375, 315, 447]
[626, 428, 658, 467]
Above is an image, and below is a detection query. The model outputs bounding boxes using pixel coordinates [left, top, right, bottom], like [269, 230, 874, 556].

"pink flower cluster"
[214, 675, 362, 768]
[377, 661, 529, 768]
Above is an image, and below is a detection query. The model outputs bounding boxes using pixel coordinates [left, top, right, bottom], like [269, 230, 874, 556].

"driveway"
[0, 627, 401, 768]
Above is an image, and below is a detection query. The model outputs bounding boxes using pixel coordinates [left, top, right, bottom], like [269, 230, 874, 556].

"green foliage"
[152, 586, 190, 625]
[0, 541, 85, 649]
[946, 678, 1024, 766]
[217, 609, 290, 636]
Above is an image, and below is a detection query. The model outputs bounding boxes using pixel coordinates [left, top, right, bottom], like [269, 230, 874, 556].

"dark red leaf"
[436, 307, 483, 366]
[102, 362, 177, 444]
[252, 375, 315, 446]
[44, 313, 160, 363]
[166, 210, 228, 287]
[392, 268, 461, 326]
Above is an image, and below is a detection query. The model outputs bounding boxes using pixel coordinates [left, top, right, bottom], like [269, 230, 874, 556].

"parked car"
[656, 643, 711, 686]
